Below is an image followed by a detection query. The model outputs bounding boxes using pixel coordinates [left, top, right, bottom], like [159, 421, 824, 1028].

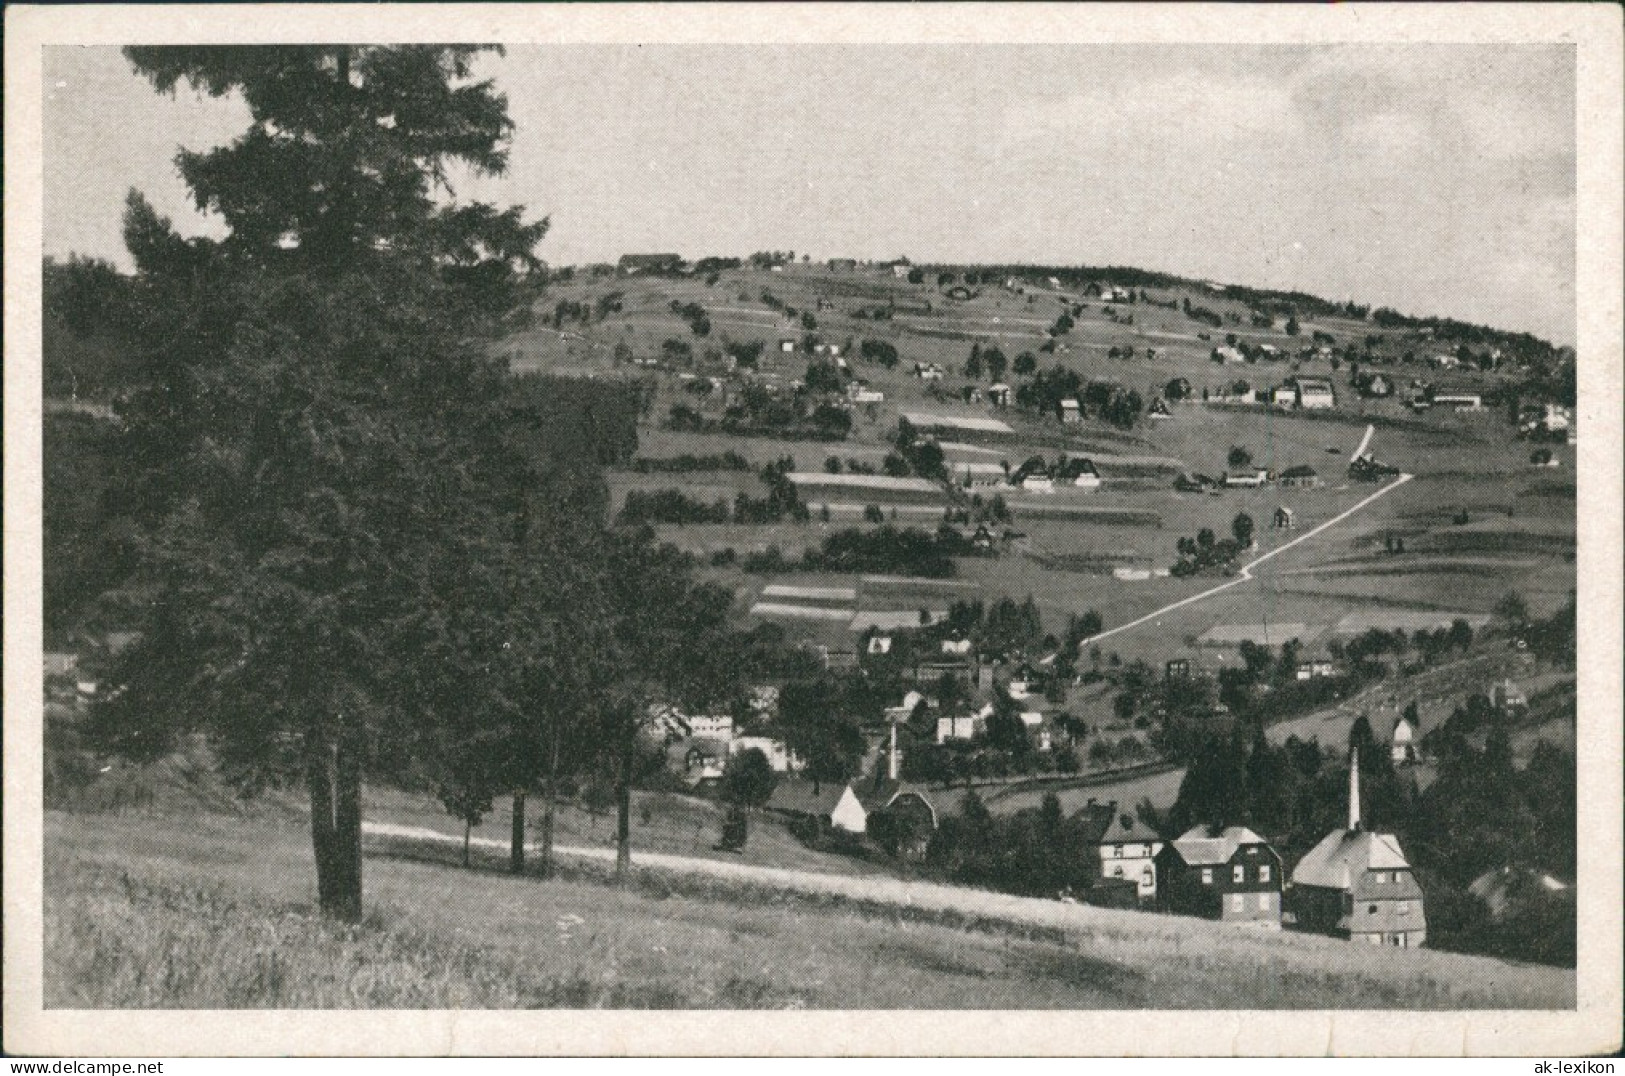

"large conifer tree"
[94, 46, 547, 920]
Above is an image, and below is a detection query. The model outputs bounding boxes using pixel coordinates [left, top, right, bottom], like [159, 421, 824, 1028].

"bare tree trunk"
[332, 728, 364, 923]
[538, 729, 561, 879]
[510, 790, 526, 874]
[615, 715, 634, 880]
[304, 725, 339, 913]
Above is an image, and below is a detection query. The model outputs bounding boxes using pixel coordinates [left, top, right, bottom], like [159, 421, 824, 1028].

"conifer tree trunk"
[305, 723, 363, 922]
[510, 790, 527, 874]
[332, 730, 365, 922]
[305, 727, 339, 913]
[615, 715, 634, 879]
[538, 730, 561, 879]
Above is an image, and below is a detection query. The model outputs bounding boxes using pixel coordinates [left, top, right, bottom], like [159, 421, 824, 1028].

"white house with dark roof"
[1075, 799, 1165, 900]
[1290, 749, 1427, 947]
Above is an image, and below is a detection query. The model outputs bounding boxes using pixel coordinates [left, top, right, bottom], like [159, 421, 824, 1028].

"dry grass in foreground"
[44, 810, 1575, 1009]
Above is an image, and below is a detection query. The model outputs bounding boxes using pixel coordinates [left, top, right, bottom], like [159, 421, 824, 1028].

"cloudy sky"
[44, 44, 1575, 343]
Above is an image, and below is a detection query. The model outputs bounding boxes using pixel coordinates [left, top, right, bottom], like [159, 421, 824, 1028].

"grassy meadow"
[45, 808, 1576, 1010]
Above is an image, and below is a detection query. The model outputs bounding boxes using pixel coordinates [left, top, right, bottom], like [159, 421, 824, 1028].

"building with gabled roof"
[1155, 825, 1283, 927]
[1074, 799, 1164, 900]
[1290, 748, 1427, 947]
[764, 779, 868, 834]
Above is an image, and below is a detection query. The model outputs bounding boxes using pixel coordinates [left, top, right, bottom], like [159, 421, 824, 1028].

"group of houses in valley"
[755, 740, 1426, 946]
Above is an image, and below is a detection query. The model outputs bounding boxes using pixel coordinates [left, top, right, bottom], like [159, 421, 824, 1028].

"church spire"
[1348, 745, 1362, 832]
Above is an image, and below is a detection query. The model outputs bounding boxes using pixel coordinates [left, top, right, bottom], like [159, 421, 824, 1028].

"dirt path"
[1084, 472, 1416, 646]
[362, 819, 1132, 933]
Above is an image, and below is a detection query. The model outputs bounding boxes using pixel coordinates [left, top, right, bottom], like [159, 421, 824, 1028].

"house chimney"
[1348, 746, 1361, 832]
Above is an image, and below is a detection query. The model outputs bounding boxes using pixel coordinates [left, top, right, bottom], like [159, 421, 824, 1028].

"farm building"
[1147, 397, 1173, 419]
[1075, 799, 1164, 901]
[1021, 475, 1056, 494]
[1278, 465, 1321, 489]
[779, 338, 797, 353]
[1269, 385, 1298, 408]
[765, 779, 868, 835]
[1296, 378, 1336, 409]
[1213, 346, 1246, 365]
[617, 253, 682, 275]
[1273, 506, 1295, 529]
[1059, 398, 1082, 424]
[986, 383, 1012, 407]
[1155, 825, 1283, 928]
[1290, 751, 1427, 948]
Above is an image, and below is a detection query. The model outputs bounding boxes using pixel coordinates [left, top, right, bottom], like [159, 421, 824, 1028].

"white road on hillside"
[1350, 423, 1376, 461]
[1083, 472, 1416, 647]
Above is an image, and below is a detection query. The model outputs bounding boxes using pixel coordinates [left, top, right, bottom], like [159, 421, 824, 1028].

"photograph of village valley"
[36, 42, 1583, 1011]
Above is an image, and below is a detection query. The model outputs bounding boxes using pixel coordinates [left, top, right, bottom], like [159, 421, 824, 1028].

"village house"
[1075, 799, 1165, 901]
[1278, 464, 1321, 489]
[1156, 825, 1284, 928]
[1390, 715, 1419, 764]
[1360, 373, 1396, 398]
[1433, 390, 1485, 412]
[1269, 384, 1299, 409]
[1147, 397, 1173, 420]
[1224, 468, 1272, 489]
[1213, 346, 1247, 365]
[669, 737, 729, 787]
[1291, 750, 1427, 947]
[856, 775, 940, 857]
[1293, 378, 1332, 412]
[1067, 459, 1103, 489]
[1490, 678, 1528, 714]
[987, 383, 1012, 407]
[1021, 475, 1056, 494]
[1272, 505, 1295, 530]
[779, 338, 797, 354]
[1058, 398, 1083, 424]
[651, 705, 734, 743]
[765, 779, 869, 835]
[935, 712, 981, 744]
[1295, 658, 1336, 680]
[730, 735, 798, 773]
